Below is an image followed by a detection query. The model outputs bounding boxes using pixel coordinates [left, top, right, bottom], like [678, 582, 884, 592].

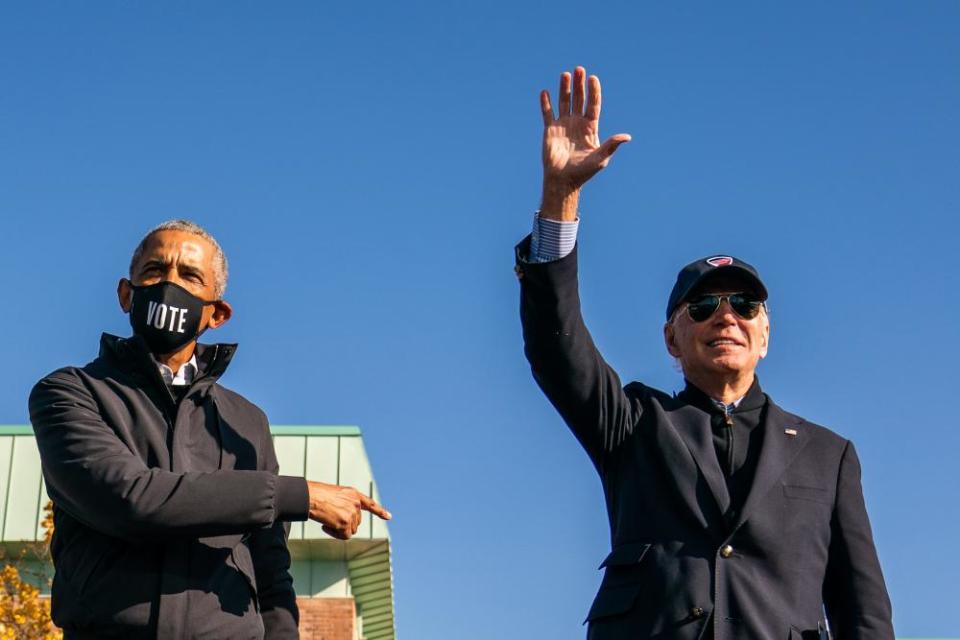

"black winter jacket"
[29, 334, 309, 639]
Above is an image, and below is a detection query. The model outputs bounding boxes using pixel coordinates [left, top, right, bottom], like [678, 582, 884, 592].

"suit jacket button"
[690, 607, 705, 619]
[720, 544, 734, 558]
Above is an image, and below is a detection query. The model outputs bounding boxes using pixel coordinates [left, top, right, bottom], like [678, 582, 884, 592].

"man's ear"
[759, 315, 770, 359]
[118, 278, 133, 313]
[664, 322, 682, 358]
[206, 300, 233, 330]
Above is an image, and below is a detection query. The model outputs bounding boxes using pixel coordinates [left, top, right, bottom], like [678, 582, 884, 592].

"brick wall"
[297, 597, 356, 640]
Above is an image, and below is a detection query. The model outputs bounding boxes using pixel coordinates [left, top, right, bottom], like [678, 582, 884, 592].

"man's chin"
[707, 357, 752, 375]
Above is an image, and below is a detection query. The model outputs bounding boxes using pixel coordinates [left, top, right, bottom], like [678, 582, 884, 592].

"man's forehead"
[138, 231, 212, 266]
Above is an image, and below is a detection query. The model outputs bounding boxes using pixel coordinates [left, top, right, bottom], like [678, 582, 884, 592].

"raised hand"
[540, 66, 631, 221]
[307, 480, 391, 540]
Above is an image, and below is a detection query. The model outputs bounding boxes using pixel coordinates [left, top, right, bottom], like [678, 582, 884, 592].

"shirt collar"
[712, 396, 743, 413]
[157, 354, 199, 387]
[679, 376, 765, 415]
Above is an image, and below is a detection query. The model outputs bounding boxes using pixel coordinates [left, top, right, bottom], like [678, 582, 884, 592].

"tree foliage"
[0, 501, 61, 639]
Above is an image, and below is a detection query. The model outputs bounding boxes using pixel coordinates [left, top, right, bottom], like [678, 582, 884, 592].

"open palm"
[541, 67, 631, 191]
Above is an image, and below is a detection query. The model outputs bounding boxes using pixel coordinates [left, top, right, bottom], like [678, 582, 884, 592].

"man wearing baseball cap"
[515, 67, 893, 639]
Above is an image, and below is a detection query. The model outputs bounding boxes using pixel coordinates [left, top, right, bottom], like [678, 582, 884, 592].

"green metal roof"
[0, 425, 365, 436]
[0, 425, 395, 640]
[0, 425, 52, 435]
[269, 425, 362, 436]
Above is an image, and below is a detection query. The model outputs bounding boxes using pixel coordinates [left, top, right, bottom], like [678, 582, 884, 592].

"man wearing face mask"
[515, 68, 893, 639]
[29, 220, 391, 640]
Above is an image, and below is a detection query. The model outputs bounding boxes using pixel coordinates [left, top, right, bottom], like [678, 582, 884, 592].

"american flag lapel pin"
[784, 428, 798, 437]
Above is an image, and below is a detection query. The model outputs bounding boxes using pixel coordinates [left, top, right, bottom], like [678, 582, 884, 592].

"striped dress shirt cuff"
[528, 213, 579, 263]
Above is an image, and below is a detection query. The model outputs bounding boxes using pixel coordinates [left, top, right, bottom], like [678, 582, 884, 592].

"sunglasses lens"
[686, 296, 720, 322]
[730, 295, 762, 319]
[686, 294, 762, 322]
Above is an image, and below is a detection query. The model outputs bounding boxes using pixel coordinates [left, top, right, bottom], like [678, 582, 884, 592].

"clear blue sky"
[2, 2, 958, 637]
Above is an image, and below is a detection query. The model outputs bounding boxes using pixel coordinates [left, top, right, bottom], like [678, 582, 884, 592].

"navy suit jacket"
[516, 239, 893, 640]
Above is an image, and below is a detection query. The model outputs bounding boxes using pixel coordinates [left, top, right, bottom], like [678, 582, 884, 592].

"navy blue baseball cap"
[666, 255, 768, 320]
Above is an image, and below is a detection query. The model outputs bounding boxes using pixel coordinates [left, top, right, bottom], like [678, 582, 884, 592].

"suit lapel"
[730, 399, 809, 532]
[659, 402, 731, 524]
[647, 405, 710, 529]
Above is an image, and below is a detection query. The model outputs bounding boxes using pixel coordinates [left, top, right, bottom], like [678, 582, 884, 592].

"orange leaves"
[0, 564, 61, 640]
[0, 501, 61, 639]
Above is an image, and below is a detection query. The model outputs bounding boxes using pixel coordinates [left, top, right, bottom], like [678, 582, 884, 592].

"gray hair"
[129, 220, 229, 298]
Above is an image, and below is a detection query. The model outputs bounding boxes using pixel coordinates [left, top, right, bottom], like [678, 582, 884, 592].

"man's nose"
[713, 299, 738, 324]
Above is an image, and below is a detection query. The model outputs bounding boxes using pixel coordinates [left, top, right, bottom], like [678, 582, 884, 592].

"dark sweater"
[678, 378, 767, 527]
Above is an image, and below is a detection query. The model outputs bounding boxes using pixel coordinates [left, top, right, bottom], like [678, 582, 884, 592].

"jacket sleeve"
[822, 440, 894, 639]
[29, 368, 309, 542]
[516, 236, 643, 468]
[253, 428, 300, 640]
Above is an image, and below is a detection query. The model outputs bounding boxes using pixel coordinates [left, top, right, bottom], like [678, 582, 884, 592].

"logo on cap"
[706, 256, 733, 267]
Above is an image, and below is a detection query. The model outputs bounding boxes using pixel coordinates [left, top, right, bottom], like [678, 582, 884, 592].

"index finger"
[540, 90, 555, 127]
[360, 494, 392, 520]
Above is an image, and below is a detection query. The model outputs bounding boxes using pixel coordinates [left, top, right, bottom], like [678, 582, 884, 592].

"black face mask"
[127, 280, 218, 355]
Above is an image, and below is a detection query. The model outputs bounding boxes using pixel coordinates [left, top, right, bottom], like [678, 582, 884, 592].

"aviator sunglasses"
[683, 293, 764, 323]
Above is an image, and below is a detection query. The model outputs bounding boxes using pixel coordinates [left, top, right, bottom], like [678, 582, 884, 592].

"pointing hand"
[307, 481, 391, 540]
